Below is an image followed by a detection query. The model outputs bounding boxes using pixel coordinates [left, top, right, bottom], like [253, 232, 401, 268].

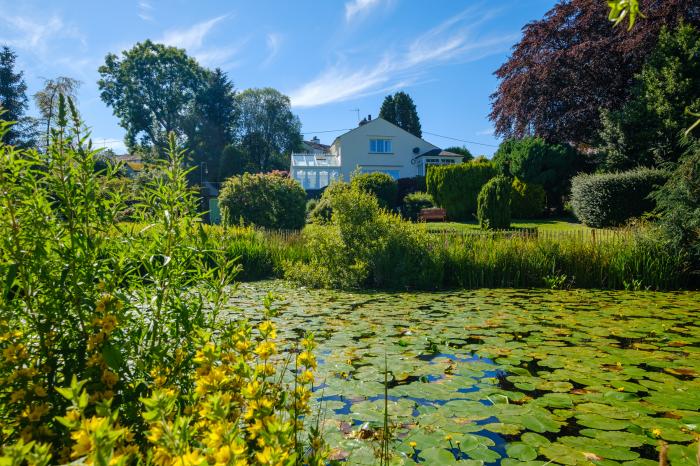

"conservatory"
[290, 153, 341, 190]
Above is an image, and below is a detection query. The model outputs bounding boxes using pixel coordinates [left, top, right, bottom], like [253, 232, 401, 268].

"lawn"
[424, 217, 588, 232]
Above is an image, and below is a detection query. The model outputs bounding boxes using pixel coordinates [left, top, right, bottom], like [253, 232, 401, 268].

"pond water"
[227, 281, 700, 465]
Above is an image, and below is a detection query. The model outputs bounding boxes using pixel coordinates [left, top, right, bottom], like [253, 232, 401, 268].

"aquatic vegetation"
[229, 282, 700, 465]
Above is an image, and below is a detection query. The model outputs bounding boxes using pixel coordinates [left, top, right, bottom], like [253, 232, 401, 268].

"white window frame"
[369, 138, 392, 154]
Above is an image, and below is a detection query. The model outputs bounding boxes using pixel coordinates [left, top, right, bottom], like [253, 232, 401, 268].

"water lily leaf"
[521, 432, 551, 448]
[506, 442, 538, 461]
[576, 414, 630, 430]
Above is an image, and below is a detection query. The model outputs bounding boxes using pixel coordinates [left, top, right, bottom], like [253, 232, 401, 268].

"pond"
[227, 281, 700, 465]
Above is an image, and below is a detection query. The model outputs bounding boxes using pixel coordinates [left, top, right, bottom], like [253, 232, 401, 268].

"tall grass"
[440, 228, 688, 289]
[121, 221, 689, 290]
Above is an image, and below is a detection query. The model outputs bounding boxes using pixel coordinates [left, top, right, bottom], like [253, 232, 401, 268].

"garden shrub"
[350, 172, 399, 209]
[219, 172, 306, 229]
[402, 192, 434, 221]
[285, 186, 443, 289]
[426, 161, 496, 220]
[510, 178, 546, 218]
[477, 175, 512, 229]
[0, 106, 326, 463]
[571, 168, 668, 228]
[307, 180, 350, 224]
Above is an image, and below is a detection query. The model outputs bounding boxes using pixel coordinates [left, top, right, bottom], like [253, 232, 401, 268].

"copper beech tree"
[489, 0, 700, 147]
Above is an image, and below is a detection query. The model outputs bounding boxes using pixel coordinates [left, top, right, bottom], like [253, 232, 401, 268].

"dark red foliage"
[490, 0, 700, 146]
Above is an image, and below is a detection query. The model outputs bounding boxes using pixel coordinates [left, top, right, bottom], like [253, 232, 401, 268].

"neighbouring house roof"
[415, 149, 464, 159]
[302, 140, 331, 153]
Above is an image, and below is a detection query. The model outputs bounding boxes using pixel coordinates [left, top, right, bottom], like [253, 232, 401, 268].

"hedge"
[570, 168, 668, 228]
[426, 161, 496, 220]
[511, 178, 546, 218]
[219, 172, 306, 229]
[477, 175, 512, 229]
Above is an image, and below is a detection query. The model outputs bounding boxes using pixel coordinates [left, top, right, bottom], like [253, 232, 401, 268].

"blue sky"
[0, 0, 555, 156]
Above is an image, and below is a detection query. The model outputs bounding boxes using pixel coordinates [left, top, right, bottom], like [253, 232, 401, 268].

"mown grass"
[424, 217, 587, 232]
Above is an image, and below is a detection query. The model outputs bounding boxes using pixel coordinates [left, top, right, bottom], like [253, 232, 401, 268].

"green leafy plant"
[426, 161, 496, 220]
[219, 171, 307, 230]
[510, 178, 546, 219]
[477, 175, 512, 230]
[570, 168, 668, 228]
[351, 172, 399, 209]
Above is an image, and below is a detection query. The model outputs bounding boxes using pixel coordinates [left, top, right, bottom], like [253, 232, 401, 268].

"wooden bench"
[418, 208, 447, 222]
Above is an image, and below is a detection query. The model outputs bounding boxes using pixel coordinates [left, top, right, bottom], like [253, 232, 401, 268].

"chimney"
[311, 136, 320, 144]
[367, 114, 372, 121]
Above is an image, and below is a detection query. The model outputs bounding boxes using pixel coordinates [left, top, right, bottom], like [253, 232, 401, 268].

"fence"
[426, 227, 635, 243]
[254, 225, 635, 244]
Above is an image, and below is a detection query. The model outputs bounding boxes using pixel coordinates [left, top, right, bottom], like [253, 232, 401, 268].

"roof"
[302, 140, 330, 152]
[291, 153, 341, 168]
[331, 117, 439, 151]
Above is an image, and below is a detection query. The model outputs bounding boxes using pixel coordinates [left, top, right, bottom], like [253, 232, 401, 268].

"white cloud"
[262, 33, 282, 67]
[157, 15, 242, 67]
[290, 7, 517, 108]
[159, 15, 228, 50]
[138, 1, 154, 21]
[0, 14, 85, 55]
[476, 128, 494, 136]
[345, 0, 383, 22]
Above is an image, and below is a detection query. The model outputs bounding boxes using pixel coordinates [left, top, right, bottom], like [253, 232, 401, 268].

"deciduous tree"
[490, 0, 700, 146]
[98, 40, 208, 153]
[34, 76, 81, 149]
[235, 88, 301, 172]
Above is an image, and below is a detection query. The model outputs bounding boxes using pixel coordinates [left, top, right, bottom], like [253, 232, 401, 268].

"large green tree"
[493, 137, 582, 211]
[98, 40, 208, 153]
[598, 24, 700, 170]
[183, 68, 237, 181]
[379, 91, 422, 138]
[33, 76, 81, 149]
[443, 146, 473, 162]
[235, 88, 301, 172]
[0, 46, 34, 147]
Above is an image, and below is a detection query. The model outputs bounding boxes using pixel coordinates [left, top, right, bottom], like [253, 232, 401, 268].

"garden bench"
[419, 208, 447, 222]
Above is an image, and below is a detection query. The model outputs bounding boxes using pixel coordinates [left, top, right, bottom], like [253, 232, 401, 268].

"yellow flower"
[297, 351, 316, 369]
[214, 445, 231, 466]
[297, 370, 314, 384]
[444, 435, 452, 442]
[10, 389, 26, 403]
[173, 450, 205, 466]
[409, 441, 417, 449]
[255, 447, 275, 464]
[34, 385, 48, 397]
[101, 369, 119, 387]
[151, 447, 171, 466]
[652, 428, 662, 437]
[254, 341, 276, 360]
[258, 320, 276, 339]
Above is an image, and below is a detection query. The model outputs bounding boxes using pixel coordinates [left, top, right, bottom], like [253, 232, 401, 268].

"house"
[290, 116, 463, 190]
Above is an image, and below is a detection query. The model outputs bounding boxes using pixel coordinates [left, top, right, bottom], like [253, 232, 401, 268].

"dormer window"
[369, 139, 392, 153]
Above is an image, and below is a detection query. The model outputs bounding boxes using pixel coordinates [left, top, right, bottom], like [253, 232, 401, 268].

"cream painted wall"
[330, 118, 439, 180]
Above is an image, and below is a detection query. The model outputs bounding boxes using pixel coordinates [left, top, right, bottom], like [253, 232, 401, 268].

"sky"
[0, 0, 556, 157]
